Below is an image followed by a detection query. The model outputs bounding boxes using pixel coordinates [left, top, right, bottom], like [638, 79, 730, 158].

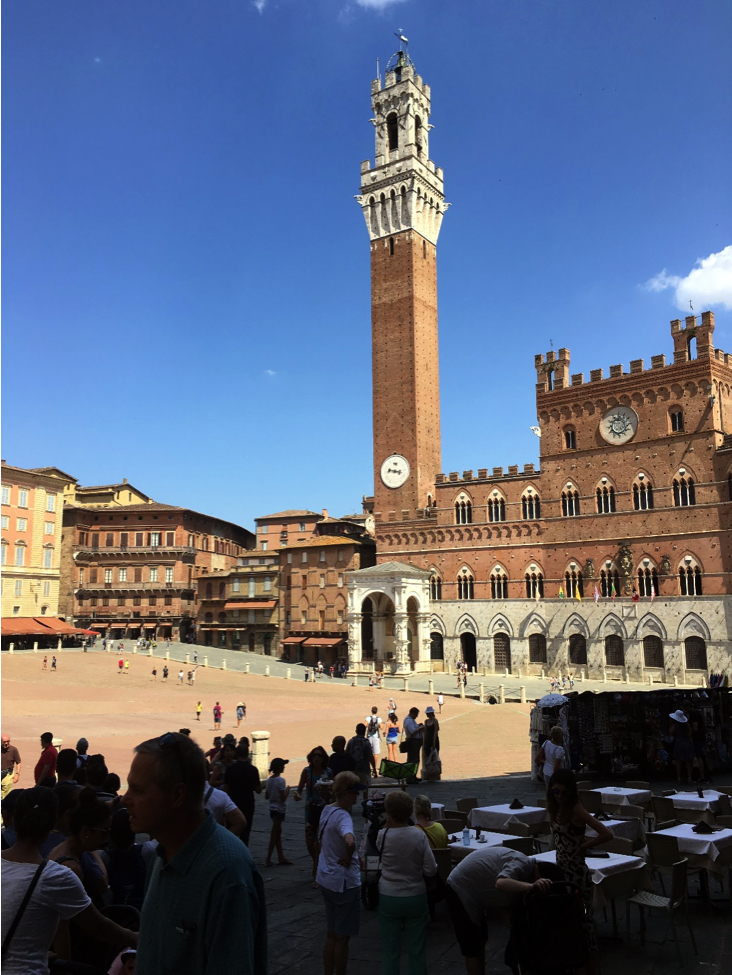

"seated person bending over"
[445, 846, 553, 975]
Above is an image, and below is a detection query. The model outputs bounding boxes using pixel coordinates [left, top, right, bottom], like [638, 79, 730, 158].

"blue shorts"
[321, 884, 361, 937]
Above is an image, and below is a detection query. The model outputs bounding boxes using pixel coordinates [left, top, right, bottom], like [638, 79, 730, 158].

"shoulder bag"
[2, 859, 48, 960]
[362, 828, 389, 911]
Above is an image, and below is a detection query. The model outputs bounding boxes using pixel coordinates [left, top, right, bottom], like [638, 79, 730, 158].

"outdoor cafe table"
[533, 849, 651, 910]
[468, 804, 547, 831]
[586, 817, 645, 846]
[668, 791, 723, 823]
[591, 786, 652, 806]
[652, 823, 732, 875]
[447, 829, 522, 861]
[431, 803, 445, 820]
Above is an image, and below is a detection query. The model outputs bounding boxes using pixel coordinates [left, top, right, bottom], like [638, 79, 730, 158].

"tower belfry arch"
[356, 49, 448, 524]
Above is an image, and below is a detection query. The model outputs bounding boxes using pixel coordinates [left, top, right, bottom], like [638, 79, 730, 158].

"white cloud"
[264, 369, 277, 377]
[643, 246, 732, 311]
[355, 0, 408, 9]
[252, 0, 267, 12]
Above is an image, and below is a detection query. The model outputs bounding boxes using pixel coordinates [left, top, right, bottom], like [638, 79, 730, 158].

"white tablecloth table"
[587, 817, 645, 846]
[431, 803, 445, 820]
[533, 850, 651, 909]
[468, 804, 547, 831]
[591, 786, 652, 806]
[447, 829, 522, 860]
[670, 791, 723, 811]
[652, 823, 732, 873]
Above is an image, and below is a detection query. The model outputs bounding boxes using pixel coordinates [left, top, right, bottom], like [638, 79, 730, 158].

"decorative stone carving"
[584, 558, 595, 579]
[617, 545, 634, 594]
[659, 555, 672, 576]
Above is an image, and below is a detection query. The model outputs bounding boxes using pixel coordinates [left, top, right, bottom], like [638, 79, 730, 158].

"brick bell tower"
[357, 49, 447, 522]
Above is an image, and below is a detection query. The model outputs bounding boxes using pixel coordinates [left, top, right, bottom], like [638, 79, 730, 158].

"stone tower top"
[356, 49, 447, 245]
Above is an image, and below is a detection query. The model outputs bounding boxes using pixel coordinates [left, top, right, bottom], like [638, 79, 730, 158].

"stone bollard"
[57, 639, 62, 651]
[648, 674, 654, 685]
[185, 653, 190, 665]
[459, 682, 465, 699]
[625, 673, 630, 684]
[34, 641, 39, 652]
[520, 686, 526, 704]
[245, 664, 250, 674]
[133, 647, 137, 655]
[428, 679, 434, 695]
[165, 651, 170, 660]
[602, 669, 607, 683]
[674, 675, 679, 687]
[541, 668, 545, 680]
[9, 643, 14, 654]
[447, 663, 451, 675]
[578, 671, 584, 682]
[222, 660, 227, 671]
[264, 665, 270, 677]
[204, 656, 208, 668]
[479, 683, 485, 703]
[498, 684, 505, 705]
[402, 677, 409, 693]
[148, 647, 153, 657]
[517, 667, 522, 678]
[251, 731, 271, 779]
[286, 668, 291, 680]
[352, 675, 358, 687]
[505, 668, 509, 678]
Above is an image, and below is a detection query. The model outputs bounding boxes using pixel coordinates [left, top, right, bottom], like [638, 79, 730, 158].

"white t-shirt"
[377, 826, 437, 897]
[542, 741, 566, 780]
[1, 858, 91, 975]
[204, 786, 238, 824]
[315, 806, 360, 892]
[365, 716, 383, 738]
[447, 847, 536, 925]
[265, 775, 288, 814]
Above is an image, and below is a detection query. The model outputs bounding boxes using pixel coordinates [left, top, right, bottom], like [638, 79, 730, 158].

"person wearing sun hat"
[422, 705, 441, 781]
[265, 758, 292, 867]
[669, 708, 694, 784]
[108, 947, 137, 974]
[236, 702, 247, 728]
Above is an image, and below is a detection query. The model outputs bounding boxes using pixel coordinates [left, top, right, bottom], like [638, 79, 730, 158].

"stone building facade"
[195, 556, 279, 653]
[347, 50, 732, 681]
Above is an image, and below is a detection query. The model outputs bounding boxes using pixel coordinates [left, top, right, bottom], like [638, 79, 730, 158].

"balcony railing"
[77, 582, 194, 593]
[74, 545, 197, 558]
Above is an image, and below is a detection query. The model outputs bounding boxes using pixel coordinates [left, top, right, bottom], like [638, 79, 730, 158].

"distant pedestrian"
[386, 713, 400, 763]
[51, 656, 57, 671]
[365, 707, 383, 777]
[162, 665, 169, 681]
[124, 660, 130, 676]
[317, 660, 324, 677]
[151, 667, 157, 681]
[196, 701, 202, 721]
[178, 669, 184, 684]
[329, 666, 335, 679]
[213, 702, 223, 730]
[569, 673, 575, 689]
[193, 650, 198, 664]
[265, 758, 293, 867]
[191, 668, 197, 685]
[437, 693, 444, 714]
[42, 655, 48, 670]
[236, 702, 246, 727]
[387, 698, 397, 718]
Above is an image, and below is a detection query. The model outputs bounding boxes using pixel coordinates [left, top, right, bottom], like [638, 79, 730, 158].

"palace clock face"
[599, 405, 638, 445]
[380, 454, 410, 489]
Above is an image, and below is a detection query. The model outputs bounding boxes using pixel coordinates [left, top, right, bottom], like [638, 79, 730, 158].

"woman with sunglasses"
[294, 745, 332, 888]
[546, 769, 612, 969]
[48, 786, 111, 906]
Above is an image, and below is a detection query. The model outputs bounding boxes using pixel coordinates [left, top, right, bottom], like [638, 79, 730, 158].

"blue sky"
[3, 0, 731, 529]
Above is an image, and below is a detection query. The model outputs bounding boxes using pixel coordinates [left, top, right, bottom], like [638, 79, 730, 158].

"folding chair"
[456, 797, 478, 814]
[578, 790, 603, 814]
[441, 819, 465, 836]
[625, 780, 650, 790]
[651, 795, 676, 827]
[626, 860, 698, 965]
[443, 809, 468, 827]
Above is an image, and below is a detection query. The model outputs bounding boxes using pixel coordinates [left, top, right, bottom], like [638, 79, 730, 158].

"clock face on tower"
[380, 454, 410, 489]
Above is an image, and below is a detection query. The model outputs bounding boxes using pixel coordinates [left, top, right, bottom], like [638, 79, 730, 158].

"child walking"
[265, 757, 293, 867]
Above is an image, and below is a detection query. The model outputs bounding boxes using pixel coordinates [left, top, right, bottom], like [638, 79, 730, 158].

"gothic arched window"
[669, 409, 684, 432]
[562, 490, 580, 517]
[522, 493, 541, 519]
[455, 499, 472, 524]
[596, 486, 616, 514]
[529, 634, 547, 663]
[430, 574, 442, 600]
[600, 569, 620, 597]
[525, 572, 544, 598]
[679, 564, 703, 596]
[457, 570, 474, 600]
[685, 636, 707, 670]
[387, 112, 399, 151]
[564, 569, 584, 598]
[637, 566, 659, 597]
[487, 498, 506, 522]
[414, 115, 423, 155]
[673, 477, 696, 506]
[633, 480, 654, 510]
[643, 635, 664, 668]
[490, 571, 508, 599]
[564, 426, 577, 449]
[569, 634, 587, 665]
[605, 635, 625, 666]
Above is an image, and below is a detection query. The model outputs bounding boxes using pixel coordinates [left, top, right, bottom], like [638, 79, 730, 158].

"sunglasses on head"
[159, 732, 181, 749]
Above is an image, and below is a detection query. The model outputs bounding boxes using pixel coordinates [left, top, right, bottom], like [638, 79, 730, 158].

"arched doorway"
[361, 597, 374, 659]
[460, 632, 477, 672]
[494, 633, 511, 673]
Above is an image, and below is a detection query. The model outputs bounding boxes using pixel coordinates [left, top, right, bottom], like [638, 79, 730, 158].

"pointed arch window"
[670, 409, 684, 432]
[490, 570, 508, 599]
[528, 633, 547, 663]
[430, 574, 442, 600]
[455, 499, 472, 524]
[679, 563, 703, 595]
[414, 115, 423, 155]
[565, 569, 584, 599]
[569, 634, 587, 665]
[684, 636, 707, 670]
[673, 477, 696, 506]
[562, 490, 580, 517]
[457, 570, 474, 600]
[600, 568, 620, 597]
[487, 497, 506, 522]
[633, 480, 654, 510]
[643, 636, 664, 668]
[564, 426, 577, 449]
[525, 572, 544, 598]
[596, 485, 616, 513]
[637, 566, 659, 597]
[605, 635, 625, 666]
[522, 493, 541, 519]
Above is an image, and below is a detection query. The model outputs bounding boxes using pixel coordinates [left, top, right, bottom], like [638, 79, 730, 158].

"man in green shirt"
[123, 732, 266, 975]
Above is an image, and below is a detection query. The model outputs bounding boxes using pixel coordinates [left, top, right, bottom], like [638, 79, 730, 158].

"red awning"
[2, 619, 48, 636]
[303, 637, 345, 648]
[78, 629, 98, 636]
[89, 623, 107, 629]
[281, 636, 306, 644]
[33, 618, 79, 635]
[223, 601, 276, 611]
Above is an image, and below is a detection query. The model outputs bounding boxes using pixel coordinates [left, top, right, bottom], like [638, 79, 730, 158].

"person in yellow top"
[412, 794, 448, 849]
[195, 701, 202, 721]
[123, 660, 130, 675]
